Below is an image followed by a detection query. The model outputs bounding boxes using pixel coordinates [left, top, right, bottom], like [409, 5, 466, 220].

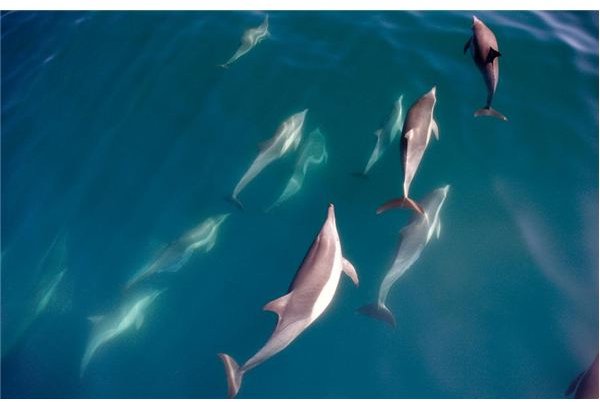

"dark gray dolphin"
[377, 86, 439, 217]
[218, 204, 358, 398]
[566, 354, 599, 398]
[464, 15, 508, 121]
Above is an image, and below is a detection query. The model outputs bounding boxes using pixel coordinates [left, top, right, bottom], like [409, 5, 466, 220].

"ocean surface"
[1, 11, 598, 398]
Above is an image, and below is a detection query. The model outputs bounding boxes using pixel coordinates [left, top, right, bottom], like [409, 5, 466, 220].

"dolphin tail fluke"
[351, 171, 369, 179]
[376, 196, 425, 216]
[474, 107, 508, 121]
[227, 195, 244, 211]
[357, 303, 396, 327]
[218, 63, 230, 69]
[218, 353, 244, 398]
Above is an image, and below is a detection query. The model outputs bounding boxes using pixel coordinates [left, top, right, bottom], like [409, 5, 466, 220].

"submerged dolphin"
[80, 289, 163, 376]
[360, 185, 449, 327]
[464, 16, 507, 121]
[126, 214, 230, 289]
[267, 128, 327, 211]
[377, 87, 439, 217]
[231, 110, 308, 208]
[566, 354, 599, 398]
[218, 204, 359, 398]
[34, 268, 67, 316]
[360, 95, 404, 176]
[220, 15, 269, 68]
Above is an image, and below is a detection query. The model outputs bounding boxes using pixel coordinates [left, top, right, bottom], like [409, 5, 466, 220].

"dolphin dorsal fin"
[486, 47, 501, 64]
[88, 315, 104, 324]
[342, 258, 359, 286]
[263, 292, 292, 317]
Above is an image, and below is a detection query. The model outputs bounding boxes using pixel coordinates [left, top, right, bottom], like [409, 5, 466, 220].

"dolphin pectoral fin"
[376, 197, 425, 216]
[436, 220, 442, 238]
[263, 292, 292, 318]
[342, 258, 359, 286]
[463, 36, 472, 54]
[474, 107, 508, 121]
[135, 314, 144, 330]
[432, 119, 439, 140]
[218, 353, 244, 398]
[486, 47, 501, 64]
[357, 303, 396, 327]
[565, 371, 584, 396]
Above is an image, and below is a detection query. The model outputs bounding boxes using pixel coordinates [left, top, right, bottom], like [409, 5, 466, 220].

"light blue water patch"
[1, 11, 598, 398]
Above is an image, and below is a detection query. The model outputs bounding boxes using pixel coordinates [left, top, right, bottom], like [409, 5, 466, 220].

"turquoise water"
[1, 11, 598, 398]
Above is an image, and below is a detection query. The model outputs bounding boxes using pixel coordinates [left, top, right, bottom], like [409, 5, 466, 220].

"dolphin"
[126, 213, 230, 289]
[464, 16, 507, 121]
[360, 95, 404, 176]
[219, 14, 269, 68]
[80, 289, 163, 377]
[218, 204, 359, 398]
[566, 354, 599, 398]
[267, 128, 327, 211]
[34, 268, 67, 316]
[376, 87, 439, 217]
[360, 185, 449, 327]
[231, 110, 308, 208]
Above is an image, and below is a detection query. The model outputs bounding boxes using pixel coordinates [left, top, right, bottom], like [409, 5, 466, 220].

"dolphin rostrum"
[377, 87, 439, 216]
[231, 110, 308, 208]
[80, 289, 163, 377]
[360, 185, 449, 327]
[219, 14, 269, 68]
[267, 128, 327, 211]
[464, 16, 507, 121]
[360, 95, 404, 176]
[126, 213, 230, 289]
[565, 353, 599, 398]
[218, 204, 359, 398]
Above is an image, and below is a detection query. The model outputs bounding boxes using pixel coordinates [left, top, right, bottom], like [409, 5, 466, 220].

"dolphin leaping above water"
[218, 204, 358, 398]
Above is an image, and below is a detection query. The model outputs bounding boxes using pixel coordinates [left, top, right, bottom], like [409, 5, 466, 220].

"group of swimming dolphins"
[215, 13, 510, 398]
[72, 12, 597, 398]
